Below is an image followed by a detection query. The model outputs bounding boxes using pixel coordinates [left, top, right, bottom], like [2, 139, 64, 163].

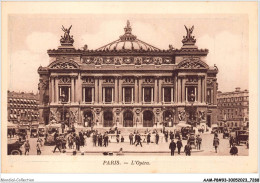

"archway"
[163, 110, 174, 127]
[143, 110, 154, 127]
[83, 111, 93, 127]
[123, 110, 133, 127]
[103, 110, 113, 127]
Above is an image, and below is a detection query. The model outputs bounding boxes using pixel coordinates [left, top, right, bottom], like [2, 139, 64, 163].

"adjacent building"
[217, 87, 249, 128]
[38, 21, 218, 130]
[7, 91, 39, 125]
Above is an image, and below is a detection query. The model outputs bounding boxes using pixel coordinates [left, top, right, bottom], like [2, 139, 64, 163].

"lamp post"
[60, 92, 66, 132]
[190, 91, 196, 128]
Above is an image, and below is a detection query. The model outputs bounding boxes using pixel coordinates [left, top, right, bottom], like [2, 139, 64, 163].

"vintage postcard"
[1, 2, 258, 174]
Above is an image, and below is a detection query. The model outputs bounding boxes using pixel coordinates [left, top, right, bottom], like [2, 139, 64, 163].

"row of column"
[50, 75, 214, 104]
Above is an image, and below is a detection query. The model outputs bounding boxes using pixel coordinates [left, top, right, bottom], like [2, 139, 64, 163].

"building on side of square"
[38, 21, 218, 131]
[7, 91, 39, 126]
[217, 87, 249, 128]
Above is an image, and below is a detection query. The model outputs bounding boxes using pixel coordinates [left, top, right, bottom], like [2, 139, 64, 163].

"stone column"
[51, 77, 54, 103]
[94, 77, 98, 104]
[185, 87, 188, 102]
[181, 78, 185, 103]
[211, 88, 214, 104]
[119, 77, 123, 103]
[115, 77, 118, 103]
[83, 87, 85, 103]
[158, 77, 162, 103]
[174, 76, 177, 103]
[55, 77, 59, 103]
[178, 77, 181, 103]
[134, 77, 138, 103]
[202, 77, 205, 103]
[213, 79, 217, 105]
[198, 77, 202, 103]
[138, 77, 142, 104]
[71, 77, 75, 103]
[123, 87, 125, 103]
[131, 87, 134, 103]
[154, 77, 158, 103]
[76, 75, 82, 103]
[171, 87, 174, 103]
[98, 77, 103, 104]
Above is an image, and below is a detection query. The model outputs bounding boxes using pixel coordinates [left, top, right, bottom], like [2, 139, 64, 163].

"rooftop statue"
[60, 25, 74, 45]
[182, 25, 196, 46]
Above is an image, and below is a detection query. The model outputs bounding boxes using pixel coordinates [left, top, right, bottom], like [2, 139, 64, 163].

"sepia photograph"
[1, 1, 258, 177]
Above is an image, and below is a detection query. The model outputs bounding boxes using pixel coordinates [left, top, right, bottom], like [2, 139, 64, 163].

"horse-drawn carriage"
[44, 123, 60, 146]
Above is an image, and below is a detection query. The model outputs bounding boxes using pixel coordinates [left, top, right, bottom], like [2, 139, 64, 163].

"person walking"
[75, 135, 80, 151]
[169, 131, 174, 141]
[164, 131, 169, 143]
[36, 141, 41, 155]
[196, 135, 202, 150]
[177, 138, 183, 155]
[24, 140, 30, 155]
[129, 133, 134, 145]
[184, 142, 192, 156]
[53, 136, 62, 153]
[230, 144, 238, 155]
[155, 132, 159, 145]
[93, 132, 97, 147]
[213, 137, 220, 153]
[229, 136, 234, 148]
[169, 139, 176, 156]
[147, 133, 151, 144]
[135, 134, 142, 147]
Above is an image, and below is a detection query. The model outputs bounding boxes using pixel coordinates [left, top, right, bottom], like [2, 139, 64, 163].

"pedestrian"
[229, 136, 234, 148]
[37, 137, 43, 147]
[135, 134, 142, 147]
[129, 133, 134, 145]
[12, 128, 16, 138]
[24, 140, 30, 155]
[170, 131, 174, 141]
[79, 132, 84, 147]
[196, 135, 202, 150]
[164, 131, 168, 143]
[169, 139, 176, 156]
[177, 138, 183, 154]
[93, 133, 97, 147]
[116, 134, 120, 143]
[75, 135, 80, 151]
[184, 142, 192, 156]
[121, 136, 124, 142]
[213, 137, 220, 153]
[62, 135, 67, 149]
[36, 141, 41, 155]
[230, 144, 238, 155]
[134, 133, 138, 144]
[53, 136, 61, 153]
[155, 132, 159, 145]
[147, 133, 151, 144]
[68, 133, 73, 149]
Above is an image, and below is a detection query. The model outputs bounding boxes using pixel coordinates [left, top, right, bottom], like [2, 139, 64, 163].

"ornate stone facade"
[38, 21, 218, 129]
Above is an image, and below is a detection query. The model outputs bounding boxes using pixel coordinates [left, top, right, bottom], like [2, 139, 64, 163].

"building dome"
[96, 20, 160, 51]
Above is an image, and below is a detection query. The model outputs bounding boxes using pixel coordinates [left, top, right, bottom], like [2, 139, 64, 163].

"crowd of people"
[18, 125, 249, 156]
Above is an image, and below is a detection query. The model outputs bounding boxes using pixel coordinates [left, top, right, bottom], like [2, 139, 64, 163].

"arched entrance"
[103, 110, 113, 127]
[123, 110, 133, 127]
[143, 110, 154, 127]
[163, 110, 174, 127]
[83, 111, 93, 127]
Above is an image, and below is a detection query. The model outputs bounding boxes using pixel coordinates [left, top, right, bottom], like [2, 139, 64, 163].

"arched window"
[103, 110, 113, 127]
[143, 110, 154, 127]
[123, 110, 133, 127]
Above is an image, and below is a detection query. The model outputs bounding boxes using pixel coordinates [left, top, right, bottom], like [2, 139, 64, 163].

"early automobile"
[44, 124, 60, 145]
[181, 127, 194, 140]
[235, 130, 249, 145]
[17, 126, 28, 140]
[187, 133, 196, 148]
[38, 126, 45, 137]
[7, 139, 24, 155]
[30, 128, 38, 138]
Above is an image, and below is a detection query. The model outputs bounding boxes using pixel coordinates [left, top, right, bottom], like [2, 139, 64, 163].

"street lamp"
[189, 91, 196, 128]
[60, 92, 66, 132]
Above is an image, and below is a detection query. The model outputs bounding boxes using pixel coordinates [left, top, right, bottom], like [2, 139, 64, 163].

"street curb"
[64, 150, 204, 154]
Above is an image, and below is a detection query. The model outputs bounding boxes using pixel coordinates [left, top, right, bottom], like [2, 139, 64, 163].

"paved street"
[17, 133, 248, 156]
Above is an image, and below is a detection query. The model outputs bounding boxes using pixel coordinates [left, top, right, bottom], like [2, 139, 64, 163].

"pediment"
[48, 60, 79, 69]
[177, 58, 209, 69]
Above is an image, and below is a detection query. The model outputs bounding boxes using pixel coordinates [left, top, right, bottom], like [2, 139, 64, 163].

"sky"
[8, 14, 248, 93]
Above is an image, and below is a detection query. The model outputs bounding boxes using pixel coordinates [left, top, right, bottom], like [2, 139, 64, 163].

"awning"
[10, 114, 14, 119]
[13, 114, 17, 119]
